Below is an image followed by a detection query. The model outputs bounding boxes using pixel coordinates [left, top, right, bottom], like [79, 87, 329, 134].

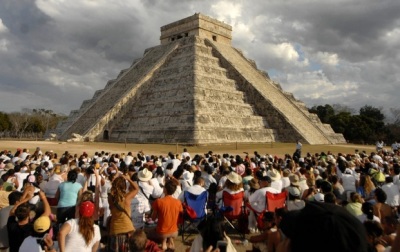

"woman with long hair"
[107, 173, 139, 252]
[58, 200, 101, 252]
[56, 169, 83, 226]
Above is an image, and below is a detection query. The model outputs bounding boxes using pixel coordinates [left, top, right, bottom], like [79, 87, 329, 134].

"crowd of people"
[0, 144, 400, 252]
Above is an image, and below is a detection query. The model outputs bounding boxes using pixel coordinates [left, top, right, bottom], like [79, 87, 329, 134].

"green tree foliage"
[0, 112, 12, 131]
[310, 104, 394, 144]
[309, 104, 335, 123]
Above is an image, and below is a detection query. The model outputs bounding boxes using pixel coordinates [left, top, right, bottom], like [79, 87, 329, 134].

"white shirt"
[381, 182, 400, 207]
[15, 172, 29, 191]
[342, 173, 357, 192]
[130, 194, 151, 229]
[271, 179, 283, 192]
[63, 218, 101, 252]
[248, 186, 280, 212]
[281, 177, 290, 189]
[124, 155, 134, 166]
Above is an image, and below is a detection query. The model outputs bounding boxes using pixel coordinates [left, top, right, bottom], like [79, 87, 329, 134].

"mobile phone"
[216, 240, 227, 252]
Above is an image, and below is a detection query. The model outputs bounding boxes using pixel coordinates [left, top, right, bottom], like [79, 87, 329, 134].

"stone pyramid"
[56, 13, 345, 144]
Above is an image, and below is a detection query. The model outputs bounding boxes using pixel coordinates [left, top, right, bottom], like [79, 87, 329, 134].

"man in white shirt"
[381, 176, 400, 208]
[178, 176, 206, 202]
[267, 168, 283, 192]
[181, 148, 191, 161]
[124, 152, 134, 166]
[248, 176, 280, 213]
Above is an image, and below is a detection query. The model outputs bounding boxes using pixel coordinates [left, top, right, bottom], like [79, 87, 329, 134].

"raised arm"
[123, 174, 139, 203]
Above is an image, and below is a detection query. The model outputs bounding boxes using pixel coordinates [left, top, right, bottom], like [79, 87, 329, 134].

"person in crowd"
[373, 188, 394, 224]
[148, 180, 183, 251]
[56, 169, 82, 226]
[58, 201, 101, 252]
[108, 174, 139, 252]
[188, 216, 236, 252]
[216, 172, 244, 206]
[345, 192, 364, 217]
[364, 220, 386, 252]
[129, 229, 162, 252]
[358, 202, 381, 223]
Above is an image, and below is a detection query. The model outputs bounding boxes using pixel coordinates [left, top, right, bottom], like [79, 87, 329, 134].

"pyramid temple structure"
[56, 13, 345, 144]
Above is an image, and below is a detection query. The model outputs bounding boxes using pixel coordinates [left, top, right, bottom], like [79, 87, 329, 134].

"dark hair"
[374, 188, 387, 203]
[324, 192, 336, 204]
[8, 191, 23, 205]
[15, 203, 31, 221]
[361, 202, 374, 220]
[164, 180, 177, 195]
[193, 176, 204, 185]
[199, 216, 225, 251]
[67, 169, 78, 183]
[155, 166, 164, 177]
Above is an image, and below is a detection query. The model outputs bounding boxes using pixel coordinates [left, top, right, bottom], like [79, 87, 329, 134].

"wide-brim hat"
[227, 172, 242, 185]
[138, 168, 152, 182]
[267, 169, 281, 181]
[5, 162, 14, 170]
[248, 178, 260, 190]
[289, 174, 300, 186]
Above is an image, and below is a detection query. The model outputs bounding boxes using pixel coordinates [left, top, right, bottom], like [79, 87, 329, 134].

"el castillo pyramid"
[56, 13, 345, 144]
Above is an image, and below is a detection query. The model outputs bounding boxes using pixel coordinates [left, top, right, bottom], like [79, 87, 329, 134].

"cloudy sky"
[0, 0, 399, 120]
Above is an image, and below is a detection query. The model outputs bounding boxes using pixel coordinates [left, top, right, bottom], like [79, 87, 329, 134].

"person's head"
[33, 216, 51, 237]
[15, 203, 31, 222]
[78, 201, 95, 245]
[361, 202, 374, 221]
[259, 176, 272, 188]
[225, 172, 243, 191]
[324, 192, 337, 204]
[8, 190, 23, 205]
[129, 230, 147, 252]
[374, 188, 387, 204]
[350, 192, 363, 203]
[111, 176, 127, 202]
[193, 176, 205, 187]
[67, 169, 78, 183]
[164, 179, 177, 196]
[199, 216, 226, 251]
[279, 202, 368, 252]
[260, 212, 275, 231]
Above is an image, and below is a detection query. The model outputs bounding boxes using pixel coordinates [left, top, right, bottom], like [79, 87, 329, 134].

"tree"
[0, 112, 11, 131]
[309, 104, 335, 123]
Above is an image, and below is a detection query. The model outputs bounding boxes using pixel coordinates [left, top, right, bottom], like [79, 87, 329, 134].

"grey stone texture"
[56, 13, 345, 144]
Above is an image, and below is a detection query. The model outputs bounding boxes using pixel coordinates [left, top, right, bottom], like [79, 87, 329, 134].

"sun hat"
[267, 169, 281, 181]
[289, 174, 300, 186]
[227, 172, 242, 185]
[288, 186, 301, 197]
[79, 201, 95, 218]
[34, 216, 51, 233]
[248, 178, 260, 190]
[138, 168, 152, 182]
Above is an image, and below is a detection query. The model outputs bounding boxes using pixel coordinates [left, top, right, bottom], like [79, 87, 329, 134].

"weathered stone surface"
[56, 13, 345, 144]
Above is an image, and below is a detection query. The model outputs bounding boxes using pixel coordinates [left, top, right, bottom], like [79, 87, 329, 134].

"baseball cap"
[34, 216, 51, 233]
[79, 201, 95, 218]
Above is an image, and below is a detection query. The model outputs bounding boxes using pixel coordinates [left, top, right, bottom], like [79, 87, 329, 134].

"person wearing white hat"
[267, 168, 283, 192]
[215, 172, 244, 206]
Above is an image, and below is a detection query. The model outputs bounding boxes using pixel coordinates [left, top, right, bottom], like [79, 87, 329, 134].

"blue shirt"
[57, 181, 82, 207]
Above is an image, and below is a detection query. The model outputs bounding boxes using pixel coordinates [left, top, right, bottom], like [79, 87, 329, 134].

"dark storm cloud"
[0, 0, 398, 118]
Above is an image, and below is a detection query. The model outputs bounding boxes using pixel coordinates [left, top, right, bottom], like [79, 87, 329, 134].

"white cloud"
[315, 51, 339, 66]
[0, 18, 8, 33]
